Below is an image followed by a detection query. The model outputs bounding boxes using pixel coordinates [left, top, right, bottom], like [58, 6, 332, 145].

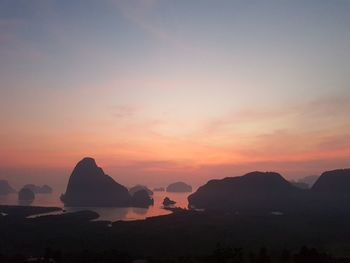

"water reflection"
[65, 207, 129, 221]
[0, 191, 192, 222]
[132, 207, 148, 215]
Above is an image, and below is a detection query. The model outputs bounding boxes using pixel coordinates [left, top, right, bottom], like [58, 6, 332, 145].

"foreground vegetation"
[2, 205, 350, 262]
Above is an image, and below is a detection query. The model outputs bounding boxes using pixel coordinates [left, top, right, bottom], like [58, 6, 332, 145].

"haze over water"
[0, 191, 191, 221]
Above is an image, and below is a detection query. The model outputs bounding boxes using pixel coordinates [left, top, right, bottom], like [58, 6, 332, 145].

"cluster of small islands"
[1, 157, 350, 262]
[0, 157, 193, 208]
[0, 180, 53, 203]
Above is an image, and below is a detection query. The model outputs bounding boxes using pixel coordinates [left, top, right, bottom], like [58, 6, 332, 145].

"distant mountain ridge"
[189, 169, 350, 214]
[188, 172, 304, 213]
[312, 169, 350, 194]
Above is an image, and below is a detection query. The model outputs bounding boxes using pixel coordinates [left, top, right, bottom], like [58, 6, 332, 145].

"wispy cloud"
[197, 92, 350, 136]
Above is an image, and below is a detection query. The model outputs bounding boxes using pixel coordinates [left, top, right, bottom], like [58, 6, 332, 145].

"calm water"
[0, 191, 191, 222]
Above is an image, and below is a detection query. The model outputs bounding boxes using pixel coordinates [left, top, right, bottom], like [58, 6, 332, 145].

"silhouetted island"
[166, 182, 192, 193]
[23, 184, 53, 194]
[131, 189, 154, 208]
[163, 197, 176, 206]
[18, 187, 35, 201]
[0, 180, 16, 195]
[60, 157, 132, 207]
[129, 185, 153, 196]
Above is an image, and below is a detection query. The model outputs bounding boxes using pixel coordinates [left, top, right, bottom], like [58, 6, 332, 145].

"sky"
[0, 0, 350, 190]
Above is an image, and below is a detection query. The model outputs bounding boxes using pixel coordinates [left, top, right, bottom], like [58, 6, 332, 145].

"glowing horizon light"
[0, 1, 350, 188]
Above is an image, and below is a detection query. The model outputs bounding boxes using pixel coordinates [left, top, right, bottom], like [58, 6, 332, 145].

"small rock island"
[166, 182, 192, 193]
[18, 187, 35, 201]
[131, 190, 154, 208]
[163, 197, 176, 206]
[129, 185, 153, 196]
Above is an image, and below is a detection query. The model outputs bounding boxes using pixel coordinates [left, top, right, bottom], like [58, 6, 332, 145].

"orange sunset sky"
[0, 0, 350, 190]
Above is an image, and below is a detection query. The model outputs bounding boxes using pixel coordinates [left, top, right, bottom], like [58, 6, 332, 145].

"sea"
[0, 191, 191, 222]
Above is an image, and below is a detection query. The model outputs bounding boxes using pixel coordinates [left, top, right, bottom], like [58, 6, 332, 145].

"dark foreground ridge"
[2, 205, 350, 262]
